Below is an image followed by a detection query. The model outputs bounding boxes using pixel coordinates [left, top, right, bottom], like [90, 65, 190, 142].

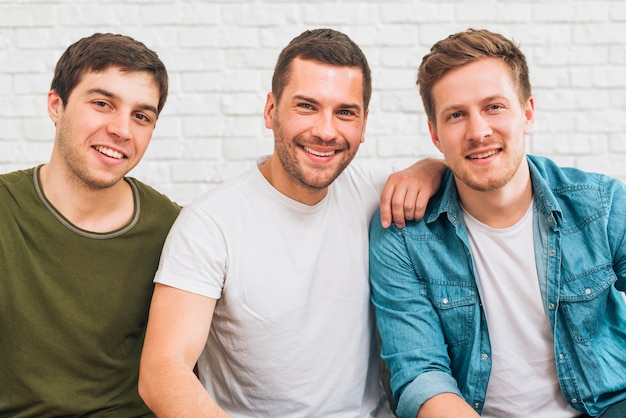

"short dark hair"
[51, 33, 168, 116]
[417, 28, 531, 124]
[271, 28, 372, 110]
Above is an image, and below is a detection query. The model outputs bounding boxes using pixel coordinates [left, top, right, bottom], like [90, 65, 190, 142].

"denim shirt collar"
[427, 155, 563, 231]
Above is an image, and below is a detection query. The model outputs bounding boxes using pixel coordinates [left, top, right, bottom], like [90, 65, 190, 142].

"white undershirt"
[463, 203, 579, 418]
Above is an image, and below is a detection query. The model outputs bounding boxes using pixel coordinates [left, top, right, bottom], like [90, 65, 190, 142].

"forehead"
[71, 67, 160, 104]
[283, 58, 364, 106]
[433, 58, 518, 106]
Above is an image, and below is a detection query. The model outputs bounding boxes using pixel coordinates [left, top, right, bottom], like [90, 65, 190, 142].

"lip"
[466, 148, 501, 160]
[303, 146, 338, 158]
[300, 146, 342, 164]
[92, 145, 127, 161]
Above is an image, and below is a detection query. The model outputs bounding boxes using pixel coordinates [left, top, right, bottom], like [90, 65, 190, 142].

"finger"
[412, 190, 429, 221]
[401, 186, 419, 222]
[390, 186, 408, 229]
[379, 184, 395, 228]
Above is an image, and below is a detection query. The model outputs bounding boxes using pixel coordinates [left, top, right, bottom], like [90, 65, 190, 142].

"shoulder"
[187, 169, 257, 209]
[169, 170, 259, 230]
[125, 177, 181, 223]
[339, 160, 392, 188]
[528, 155, 626, 218]
[529, 155, 622, 194]
[0, 167, 37, 206]
[0, 167, 35, 188]
[331, 160, 392, 206]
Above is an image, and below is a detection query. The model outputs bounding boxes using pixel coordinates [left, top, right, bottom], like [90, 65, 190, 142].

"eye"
[489, 104, 502, 110]
[450, 111, 462, 119]
[133, 112, 154, 125]
[94, 100, 109, 108]
[338, 109, 356, 117]
[298, 103, 313, 110]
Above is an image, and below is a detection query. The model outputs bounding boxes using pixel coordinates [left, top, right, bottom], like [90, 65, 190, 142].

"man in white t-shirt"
[138, 28, 446, 417]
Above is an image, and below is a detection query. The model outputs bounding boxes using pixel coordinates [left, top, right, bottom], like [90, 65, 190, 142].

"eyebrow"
[293, 94, 363, 112]
[86, 87, 159, 115]
[439, 95, 510, 115]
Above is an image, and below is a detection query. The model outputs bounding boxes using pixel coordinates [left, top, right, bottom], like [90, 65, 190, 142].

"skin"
[42, 67, 160, 232]
[379, 157, 445, 228]
[138, 51, 451, 416]
[428, 57, 535, 229]
[260, 57, 445, 224]
[139, 59, 370, 417]
[260, 57, 368, 205]
[416, 57, 535, 417]
[138, 58, 445, 416]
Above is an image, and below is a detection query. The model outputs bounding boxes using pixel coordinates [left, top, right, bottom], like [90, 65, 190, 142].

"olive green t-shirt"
[0, 166, 180, 417]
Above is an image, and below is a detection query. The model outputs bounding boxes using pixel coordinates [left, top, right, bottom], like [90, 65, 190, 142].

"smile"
[94, 145, 125, 159]
[467, 149, 499, 159]
[304, 147, 336, 157]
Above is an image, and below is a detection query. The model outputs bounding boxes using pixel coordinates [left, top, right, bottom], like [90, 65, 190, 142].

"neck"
[457, 159, 533, 229]
[39, 163, 134, 232]
[258, 156, 328, 206]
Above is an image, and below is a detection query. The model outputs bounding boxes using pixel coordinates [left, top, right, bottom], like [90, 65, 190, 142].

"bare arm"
[139, 283, 229, 418]
[379, 158, 448, 229]
[416, 393, 480, 418]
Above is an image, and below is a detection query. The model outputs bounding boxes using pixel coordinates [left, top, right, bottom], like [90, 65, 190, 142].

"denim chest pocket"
[558, 264, 616, 344]
[423, 281, 477, 346]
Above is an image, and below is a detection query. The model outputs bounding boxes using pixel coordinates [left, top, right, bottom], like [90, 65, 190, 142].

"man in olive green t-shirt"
[0, 33, 180, 417]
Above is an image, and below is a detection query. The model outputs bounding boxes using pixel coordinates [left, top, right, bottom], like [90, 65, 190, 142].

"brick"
[0, 0, 625, 196]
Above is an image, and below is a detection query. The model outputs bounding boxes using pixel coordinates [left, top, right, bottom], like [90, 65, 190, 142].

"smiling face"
[428, 57, 535, 196]
[48, 66, 160, 190]
[263, 58, 368, 203]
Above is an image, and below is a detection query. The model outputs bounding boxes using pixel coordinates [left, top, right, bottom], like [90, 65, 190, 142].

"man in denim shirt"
[369, 29, 626, 418]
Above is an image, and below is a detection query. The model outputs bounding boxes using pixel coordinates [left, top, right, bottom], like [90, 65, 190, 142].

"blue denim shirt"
[369, 155, 626, 418]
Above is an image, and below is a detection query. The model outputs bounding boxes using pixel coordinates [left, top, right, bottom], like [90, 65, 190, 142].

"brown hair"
[417, 28, 531, 123]
[271, 28, 372, 110]
[51, 33, 168, 116]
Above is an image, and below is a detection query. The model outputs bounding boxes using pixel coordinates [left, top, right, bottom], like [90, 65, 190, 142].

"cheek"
[342, 123, 367, 145]
[133, 129, 154, 157]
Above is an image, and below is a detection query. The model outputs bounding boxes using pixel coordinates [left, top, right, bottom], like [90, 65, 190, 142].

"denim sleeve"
[369, 212, 461, 418]
[607, 177, 626, 292]
[396, 371, 463, 418]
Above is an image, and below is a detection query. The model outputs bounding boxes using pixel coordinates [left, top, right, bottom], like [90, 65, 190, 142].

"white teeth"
[468, 150, 498, 159]
[304, 147, 335, 157]
[94, 146, 124, 159]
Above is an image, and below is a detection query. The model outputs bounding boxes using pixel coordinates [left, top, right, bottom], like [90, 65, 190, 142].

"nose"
[466, 112, 492, 142]
[107, 113, 132, 141]
[310, 111, 338, 142]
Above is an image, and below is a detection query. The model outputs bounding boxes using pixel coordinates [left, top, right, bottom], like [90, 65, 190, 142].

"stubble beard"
[273, 121, 354, 191]
[457, 151, 524, 192]
[56, 123, 123, 191]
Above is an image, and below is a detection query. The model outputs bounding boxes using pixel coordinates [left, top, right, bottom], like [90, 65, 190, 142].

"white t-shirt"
[155, 158, 393, 418]
[463, 204, 579, 418]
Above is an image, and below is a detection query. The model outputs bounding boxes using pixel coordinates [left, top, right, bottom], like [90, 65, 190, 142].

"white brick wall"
[1, 0, 625, 205]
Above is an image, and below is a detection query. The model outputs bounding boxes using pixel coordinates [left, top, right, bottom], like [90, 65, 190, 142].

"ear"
[428, 120, 443, 153]
[47, 90, 63, 125]
[360, 109, 369, 143]
[264, 92, 276, 129]
[523, 96, 535, 134]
